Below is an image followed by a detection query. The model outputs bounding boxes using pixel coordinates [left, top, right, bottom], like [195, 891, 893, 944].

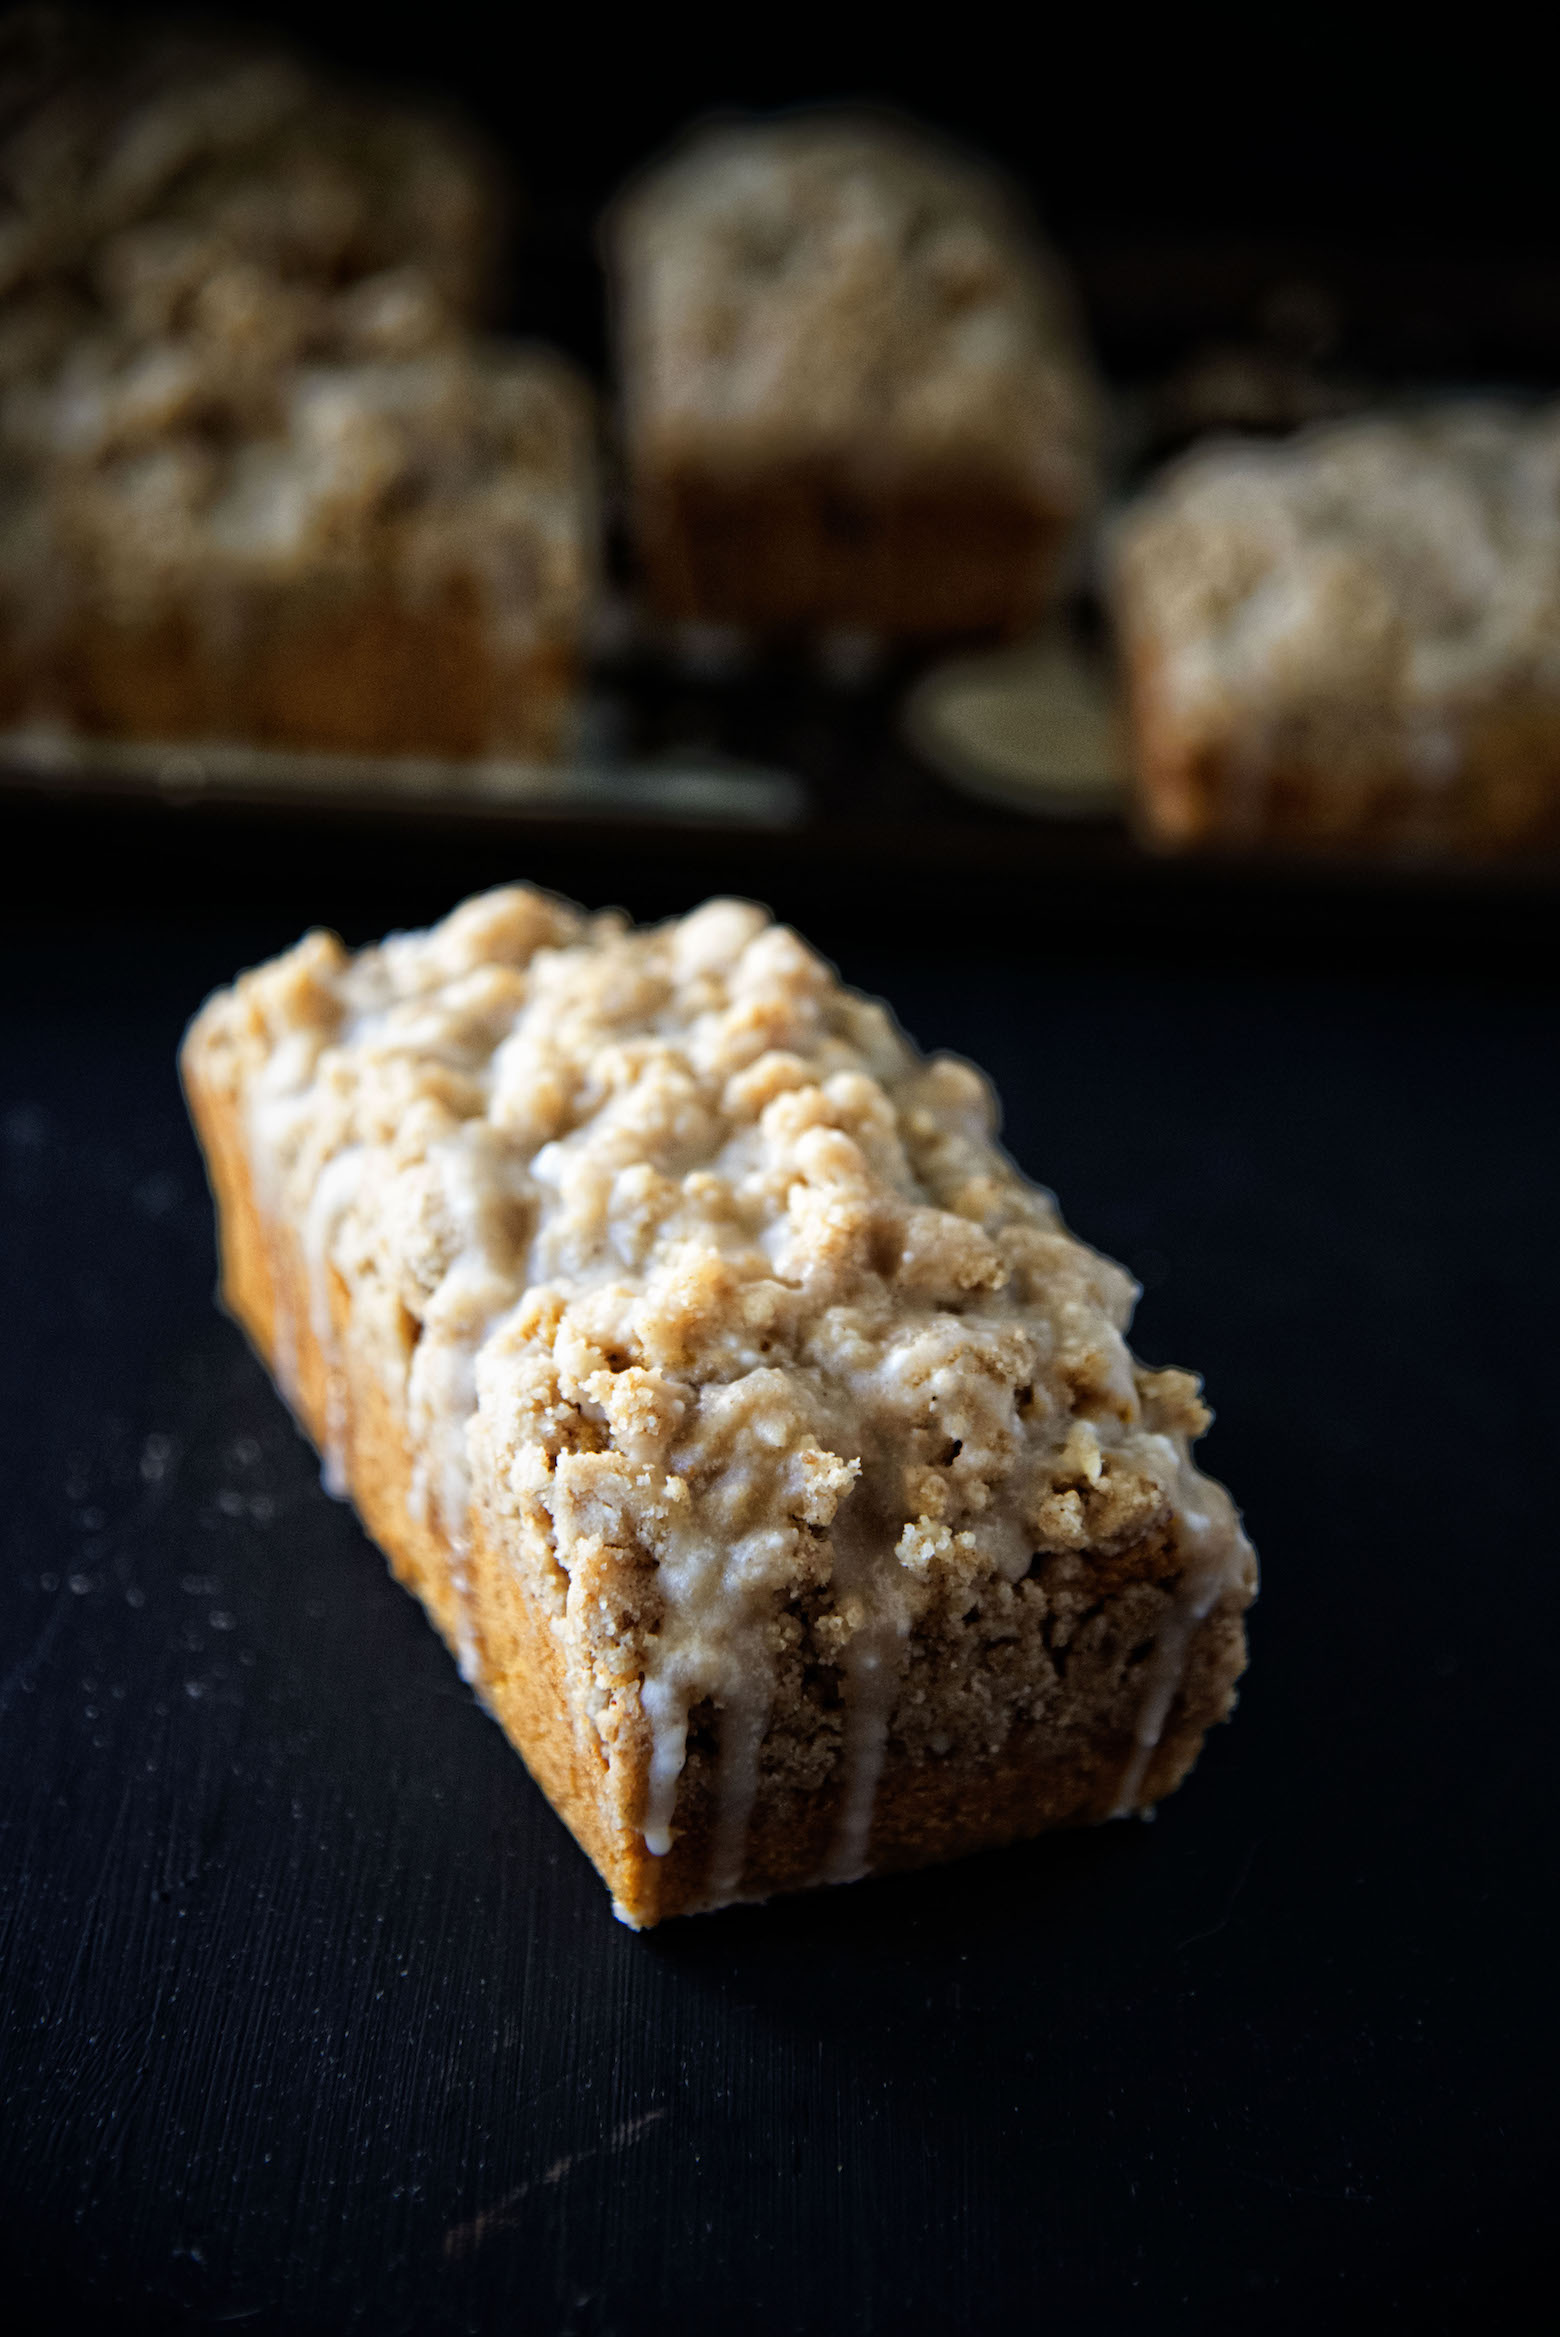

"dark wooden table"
[2, 725, 1556, 2332]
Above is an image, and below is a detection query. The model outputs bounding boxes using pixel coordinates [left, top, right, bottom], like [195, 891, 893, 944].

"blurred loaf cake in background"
[0, 9, 598, 760]
[0, 342, 596, 759]
[182, 885, 1255, 1928]
[607, 112, 1099, 642]
[0, 4, 501, 359]
[1113, 408, 1560, 854]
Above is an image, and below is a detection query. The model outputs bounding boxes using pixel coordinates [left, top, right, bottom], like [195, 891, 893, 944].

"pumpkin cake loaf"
[0, 341, 597, 759]
[1113, 405, 1560, 854]
[182, 888, 1255, 1926]
[0, 11, 595, 759]
[607, 114, 1099, 641]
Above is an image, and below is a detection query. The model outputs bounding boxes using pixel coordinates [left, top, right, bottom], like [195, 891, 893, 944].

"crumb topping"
[610, 115, 1097, 510]
[1114, 406, 1560, 784]
[0, 13, 495, 356]
[4, 343, 594, 636]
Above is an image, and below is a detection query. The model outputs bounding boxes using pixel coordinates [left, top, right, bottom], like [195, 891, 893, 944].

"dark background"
[246, 1, 1560, 389]
[4, 7, 1559, 2331]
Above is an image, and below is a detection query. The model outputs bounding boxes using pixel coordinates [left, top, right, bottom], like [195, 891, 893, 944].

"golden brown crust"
[184, 1014, 1249, 1929]
[5, 585, 575, 761]
[185, 1036, 467, 1652]
[636, 461, 1074, 640]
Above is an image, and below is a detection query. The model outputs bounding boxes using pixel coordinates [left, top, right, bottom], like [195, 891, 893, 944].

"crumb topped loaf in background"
[182, 888, 1254, 1926]
[0, 10, 595, 759]
[0, 340, 596, 757]
[1113, 406, 1560, 854]
[608, 114, 1099, 641]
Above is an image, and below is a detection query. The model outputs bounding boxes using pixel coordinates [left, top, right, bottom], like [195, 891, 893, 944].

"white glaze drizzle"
[637, 1513, 789, 1881]
[638, 1671, 692, 1862]
[243, 1030, 326, 1418]
[405, 1305, 486, 1686]
[637, 1508, 916, 1897]
[301, 1144, 368, 1497]
[705, 1689, 773, 1903]
[805, 1458, 912, 1886]
[244, 1017, 520, 1691]
[1110, 1450, 1250, 1819]
[823, 1596, 913, 1886]
[402, 1132, 526, 1689]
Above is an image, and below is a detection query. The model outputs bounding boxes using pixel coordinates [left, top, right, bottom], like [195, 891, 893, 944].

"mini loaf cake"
[0, 342, 597, 758]
[1113, 406, 1560, 853]
[0, 12, 595, 759]
[607, 114, 1099, 641]
[182, 888, 1256, 1926]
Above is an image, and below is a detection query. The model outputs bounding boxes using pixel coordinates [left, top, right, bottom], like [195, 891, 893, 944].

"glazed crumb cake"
[608, 113, 1099, 642]
[0, 11, 594, 759]
[183, 889, 1255, 1925]
[0, 341, 596, 759]
[1113, 405, 1560, 854]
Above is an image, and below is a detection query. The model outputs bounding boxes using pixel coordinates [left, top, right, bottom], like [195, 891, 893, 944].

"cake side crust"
[5, 592, 577, 762]
[183, 1030, 637, 1896]
[634, 460, 1074, 638]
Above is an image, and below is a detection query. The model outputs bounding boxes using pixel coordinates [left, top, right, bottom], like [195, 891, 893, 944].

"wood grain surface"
[1, 882, 1554, 2334]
